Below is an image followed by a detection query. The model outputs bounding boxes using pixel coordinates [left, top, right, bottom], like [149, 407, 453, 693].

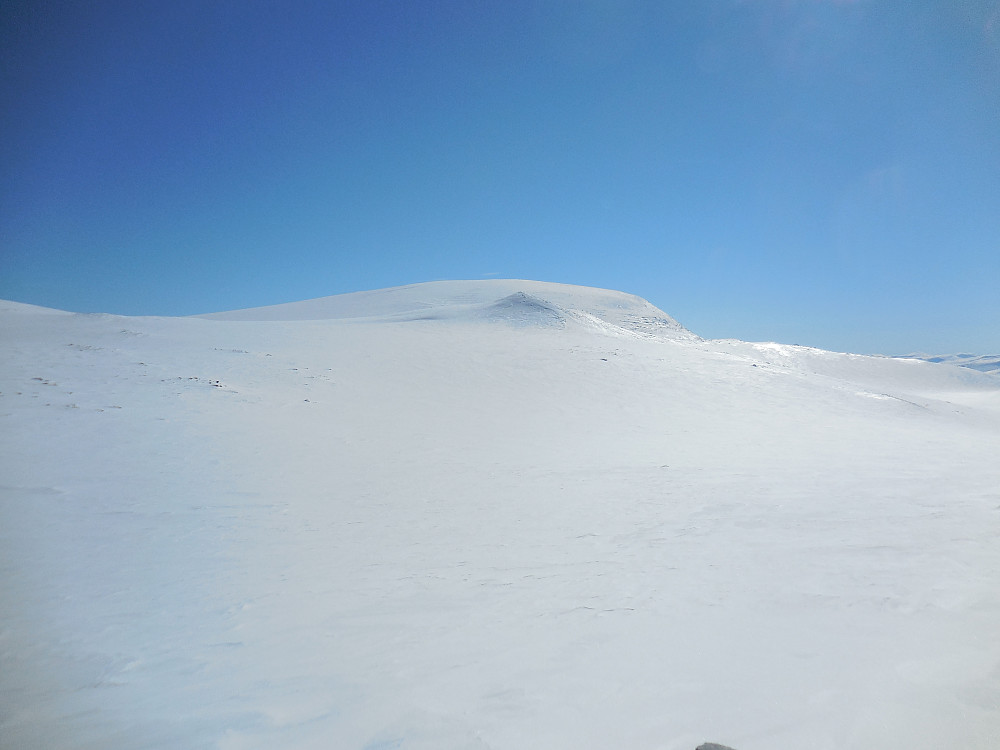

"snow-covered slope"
[3, 281, 1000, 750]
[898, 352, 1000, 375]
[197, 279, 696, 339]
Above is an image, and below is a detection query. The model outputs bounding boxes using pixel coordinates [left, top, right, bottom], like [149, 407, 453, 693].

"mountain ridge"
[897, 352, 1000, 375]
[195, 279, 697, 340]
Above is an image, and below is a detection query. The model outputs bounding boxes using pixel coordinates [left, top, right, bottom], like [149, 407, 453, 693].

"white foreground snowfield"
[2, 280, 999, 750]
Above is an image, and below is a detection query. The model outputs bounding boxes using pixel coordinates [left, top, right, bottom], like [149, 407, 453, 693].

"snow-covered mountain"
[897, 352, 1000, 375]
[198, 279, 696, 339]
[2, 281, 999, 750]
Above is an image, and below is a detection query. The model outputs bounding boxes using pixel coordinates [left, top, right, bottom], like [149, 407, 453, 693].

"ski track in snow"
[2, 282, 1000, 750]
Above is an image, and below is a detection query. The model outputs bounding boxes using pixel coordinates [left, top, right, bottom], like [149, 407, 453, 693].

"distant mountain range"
[897, 352, 1000, 375]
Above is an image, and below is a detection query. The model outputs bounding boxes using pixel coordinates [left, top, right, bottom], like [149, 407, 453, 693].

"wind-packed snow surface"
[2, 280, 999, 750]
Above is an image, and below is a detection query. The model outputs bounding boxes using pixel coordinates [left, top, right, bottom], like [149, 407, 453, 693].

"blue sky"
[2, 1, 998, 354]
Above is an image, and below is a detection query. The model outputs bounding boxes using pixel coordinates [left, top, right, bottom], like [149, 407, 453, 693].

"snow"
[2, 280, 1000, 750]
[897, 352, 1000, 376]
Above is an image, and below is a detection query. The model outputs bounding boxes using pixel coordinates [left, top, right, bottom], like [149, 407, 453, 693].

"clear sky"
[2, 1, 998, 354]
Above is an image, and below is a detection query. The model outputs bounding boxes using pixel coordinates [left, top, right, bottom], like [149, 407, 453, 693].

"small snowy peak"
[479, 292, 565, 327]
[386, 291, 568, 328]
[196, 279, 697, 339]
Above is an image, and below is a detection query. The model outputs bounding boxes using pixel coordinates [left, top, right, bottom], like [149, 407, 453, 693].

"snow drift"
[2, 280, 999, 750]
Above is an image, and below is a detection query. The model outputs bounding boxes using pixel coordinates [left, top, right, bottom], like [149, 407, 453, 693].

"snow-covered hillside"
[2, 281, 999, 750]
[198, 279, 696, 339]
[897, 352, 1000, 375]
